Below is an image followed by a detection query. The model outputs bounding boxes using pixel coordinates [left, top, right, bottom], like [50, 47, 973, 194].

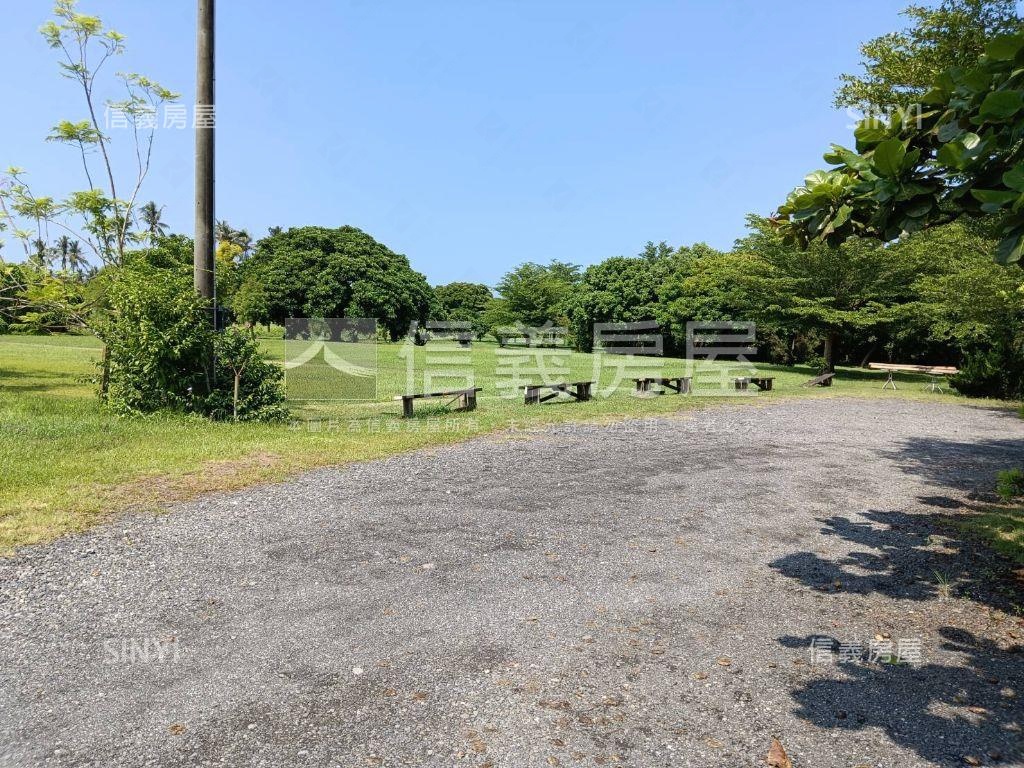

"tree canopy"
[239, 226, 435, 340]
[834, 0, 1021, 114]
[777, 23, 1024, 265]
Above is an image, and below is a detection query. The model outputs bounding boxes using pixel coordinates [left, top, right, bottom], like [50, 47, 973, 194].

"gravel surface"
[1, 398, 1022, 768]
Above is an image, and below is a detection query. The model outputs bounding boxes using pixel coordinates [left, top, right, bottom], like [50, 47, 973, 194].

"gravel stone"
[1, 398, 1022, 767]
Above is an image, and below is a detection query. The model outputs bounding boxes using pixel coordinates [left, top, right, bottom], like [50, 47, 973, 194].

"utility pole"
[193, 0, 215, 311]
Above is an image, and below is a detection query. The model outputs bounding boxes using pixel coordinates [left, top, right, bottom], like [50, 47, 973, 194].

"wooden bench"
[395, 387, 482, 417]
[524, 381, 594, 405]
[734, 376, 774, 391]
[802, 372, 835, 387]
[634, 376, 691, 395]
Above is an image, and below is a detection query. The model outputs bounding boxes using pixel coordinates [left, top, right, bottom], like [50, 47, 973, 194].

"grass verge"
[1, 333, 1017, 554]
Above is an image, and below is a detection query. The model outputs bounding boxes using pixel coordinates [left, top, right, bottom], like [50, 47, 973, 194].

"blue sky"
[3, 0, 915, 285]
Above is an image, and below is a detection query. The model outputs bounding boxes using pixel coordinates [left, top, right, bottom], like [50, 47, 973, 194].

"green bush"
[950, 348, 1024, 401]
[996, 468, 1024, 502]
[97, 258, 286, 421]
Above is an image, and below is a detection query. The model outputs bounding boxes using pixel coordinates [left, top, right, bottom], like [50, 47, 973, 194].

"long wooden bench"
[802, 372, 835, 387]
[734, 376, 774, 391]
[524, 381, 594, 405]
[395, 387, 482, 417]
[633, 376, 691, 395]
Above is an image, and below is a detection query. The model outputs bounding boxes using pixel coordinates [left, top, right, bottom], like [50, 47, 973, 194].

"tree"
[738, 217, 940, 371]
[216, 220, 253, 258]
[494, 260, 580, 329]
[230, 276, 271, 332]
[239, 226, 435, 340]
[565, 256, 665, 352]
[139, 201, 168, 238]
[434, 281, 492, 338]
[776, 28, 1024, 265]
[834, 0, 1021, 115]
[0, 1, 178, 268]
[98, 241, 286, 420]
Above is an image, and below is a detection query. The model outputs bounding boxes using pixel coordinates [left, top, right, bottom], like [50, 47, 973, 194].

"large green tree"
[494, 260, 580, 329]
[434, 281, 492, 338]
[239, 226, 435, 340]
[739, 219, 937, 371]
[835, 0, 1021, 114]
[777, 27, 1024, 265]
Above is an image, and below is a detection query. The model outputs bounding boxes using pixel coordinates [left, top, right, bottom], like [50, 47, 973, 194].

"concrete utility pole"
[193, 0, 216, 308]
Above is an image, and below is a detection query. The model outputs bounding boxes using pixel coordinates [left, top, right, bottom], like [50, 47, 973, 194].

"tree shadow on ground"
[880, 435, 1024, 497]
[770, 433, 1024, 765]
[770, 508, 1020, 613]
[779, 628, 1022, 766]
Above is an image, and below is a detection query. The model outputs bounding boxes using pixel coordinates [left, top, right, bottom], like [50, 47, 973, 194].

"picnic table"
[734, 376, 774, 391]
[395, 387, 482, 417]
[633, 376, 691, 395]
[802, 372, 835, 387]
[524, 381, 594, 405]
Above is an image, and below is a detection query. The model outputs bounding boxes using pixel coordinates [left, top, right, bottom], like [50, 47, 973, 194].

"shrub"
[97, 259, 286, 421]
[950, 348, 1024, 401]
[996, 468, 1024, 502]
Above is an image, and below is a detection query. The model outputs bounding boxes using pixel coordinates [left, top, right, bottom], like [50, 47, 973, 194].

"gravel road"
[1, 398, 1022, 768]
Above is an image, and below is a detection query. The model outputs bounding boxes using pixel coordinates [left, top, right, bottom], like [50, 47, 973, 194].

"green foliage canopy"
[777, 27, 1024, 266]
[239, 226, 435, 340]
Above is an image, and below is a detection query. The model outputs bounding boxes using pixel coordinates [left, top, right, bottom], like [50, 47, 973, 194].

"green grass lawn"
[0, 331, 1014, 554]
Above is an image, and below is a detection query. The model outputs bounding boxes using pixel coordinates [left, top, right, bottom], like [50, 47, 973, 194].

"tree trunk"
[823, 331, 838, 373]
[233, 371, 239, 421]
[859, 343, 876, 369]
[99, 345, 110, 396]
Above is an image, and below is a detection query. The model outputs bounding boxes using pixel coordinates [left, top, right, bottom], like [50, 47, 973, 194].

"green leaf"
[903, 198, 933, 218]
[979, 90, 1024, 121]
[936, 121, 962, 143]
[986, 34, 1024, 62]
[1003, 164, 1024, 192]
[995, 233, 1024, 265]
[831, 204, 853, 228]
[872, 139, 907, 178]
[854, 119, 888, 150]
[971, 189, 1019, 204]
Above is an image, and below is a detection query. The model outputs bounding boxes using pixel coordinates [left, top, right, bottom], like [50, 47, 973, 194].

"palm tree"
[140, 201, 168, 238]
[29, 239, 50, 270]
[55, 235, 72, 271]
[216, 220, 253, 258]
[215, 219, 239, 245]
[66, 240, 85, 274]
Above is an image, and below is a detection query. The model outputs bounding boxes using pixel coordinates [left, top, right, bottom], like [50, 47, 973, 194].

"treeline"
[440, 218, 1021, 399]
[4, 214, 1021, 401]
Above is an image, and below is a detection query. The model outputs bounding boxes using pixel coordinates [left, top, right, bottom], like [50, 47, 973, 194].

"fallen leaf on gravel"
[717, 657, 732, 666]
[967, 706, 987, 714]
[693, 672, 708, 680]
[525, 616, 540, 622]
[546, 757, 560, 766]
[705, 738, 723, 749]
[766, 738, 792, 768]
[382, 687, 398, 697]
[169, 724, 186, 736]
[550, 738, 566, 747]
[410, 691, 428, 701]
[964, 756, 981, 766]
